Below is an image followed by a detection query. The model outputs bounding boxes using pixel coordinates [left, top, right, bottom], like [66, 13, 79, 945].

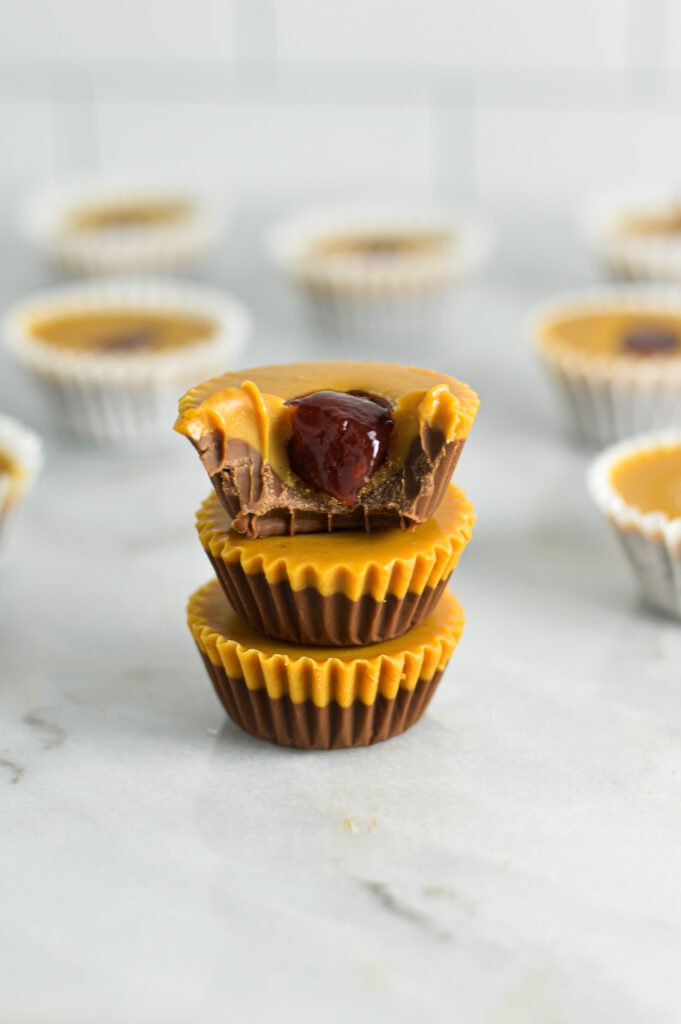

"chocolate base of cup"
[207, 550, 450, 645]
[203, 431, 465, 537]
[200, 652, 444, 749]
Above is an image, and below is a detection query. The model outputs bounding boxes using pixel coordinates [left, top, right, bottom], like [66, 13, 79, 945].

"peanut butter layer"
[176, 361, 478, 535]
[615, 208, 681, 238]
[197, 483, 474, 601]
[178, 361, 478, 462]
[66, 198, 193, 232]
[28, 310, 216, 354]
[188, 580, 464, 707]
[307, 229, 454, 263]
[610, 444, 681, 520]
[0, 448, 26, 512]
[538, 310, 681, 360]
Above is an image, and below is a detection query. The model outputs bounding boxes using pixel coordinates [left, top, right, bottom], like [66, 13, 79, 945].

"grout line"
[428, 79, 478, 202]
[626, 0, 670, 95]
[0, 65, 664, 109]
[234, 0, 277, 63]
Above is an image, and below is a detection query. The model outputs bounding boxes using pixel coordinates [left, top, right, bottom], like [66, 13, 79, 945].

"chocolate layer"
[200, 651, 444, 749]
[206, 431, 465, 537]
[207, 549, 450, 645]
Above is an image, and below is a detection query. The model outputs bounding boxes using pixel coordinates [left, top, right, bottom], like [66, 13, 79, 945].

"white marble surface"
[2, 200, 681, 1024]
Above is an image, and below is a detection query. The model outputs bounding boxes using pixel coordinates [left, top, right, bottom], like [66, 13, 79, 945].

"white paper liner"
[3, 278, 251, 450]
[23, 177, 226, 275]
[267, 203, 492, 338]
[530, 285, 681, 446]
[582, 186, 681, 281]
[0, 413, 43, 556]
[587, 432, 681, 619]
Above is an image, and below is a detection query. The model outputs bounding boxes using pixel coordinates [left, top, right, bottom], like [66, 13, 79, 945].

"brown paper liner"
[207, 553, 449, 645]
[200, 651, 444, 749]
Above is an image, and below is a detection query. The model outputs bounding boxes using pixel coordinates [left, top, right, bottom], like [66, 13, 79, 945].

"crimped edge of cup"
[188, 580, 465, 707]
[196, 484, 475, 602]
[587, 431, 681, 617]
[587, 431, 681, 548]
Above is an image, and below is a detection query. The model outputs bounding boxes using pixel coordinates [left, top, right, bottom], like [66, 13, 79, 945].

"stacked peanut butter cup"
[177, 361, 479, 750]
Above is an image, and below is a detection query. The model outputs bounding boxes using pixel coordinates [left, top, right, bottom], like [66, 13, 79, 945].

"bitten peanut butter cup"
[196, 483, 474, 646]
[175, 360, 479, 536]
[188, 580, 465, 749]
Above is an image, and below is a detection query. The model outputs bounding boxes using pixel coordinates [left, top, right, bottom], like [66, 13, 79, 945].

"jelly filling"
[286, 389, 394, 505]
[622, 327, 679, 356]
[97, 328, 156, 352]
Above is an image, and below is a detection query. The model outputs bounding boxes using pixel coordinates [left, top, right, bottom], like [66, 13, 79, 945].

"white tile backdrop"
[0, 0, 679, 202]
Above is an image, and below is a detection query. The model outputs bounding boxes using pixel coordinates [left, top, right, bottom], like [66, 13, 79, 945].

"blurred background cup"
[0, 412, 42, 559]
[267, 201, 492, 342]
[23, 175, 228, 276]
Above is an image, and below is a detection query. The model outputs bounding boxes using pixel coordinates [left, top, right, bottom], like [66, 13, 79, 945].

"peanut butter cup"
[188, 580, 465, 749]
[176, 360, 479, 536]
[196, 483, 475, 646]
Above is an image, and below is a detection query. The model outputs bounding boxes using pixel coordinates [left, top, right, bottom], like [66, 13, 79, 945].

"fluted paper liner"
[531, 286, 681, 446]
[188, 581, 464, 748]
[196, 483, 474, 645]
[267, 203, 491, 339]
[583, 186, 681, 282]
[24, 177, 225, 275]
[588, 432, 681, 620]
[4, 278, 250, 449]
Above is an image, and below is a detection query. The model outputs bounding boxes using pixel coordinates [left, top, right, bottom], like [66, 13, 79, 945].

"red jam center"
[622, 327, 679, 356]
[97, 328, 156, 352]
[286, 389, 394, 505]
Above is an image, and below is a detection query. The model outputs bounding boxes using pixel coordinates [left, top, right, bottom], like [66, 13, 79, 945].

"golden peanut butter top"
[538, 310, 681, 360]
[610, 444, 681, 520]
[614, 208, 681, 238]
[197, 483, 475, 600]
[27, 310, 216, 354]
[66, 198, 193, 232]
[188, 580, 464, 706]
[307, 229, 454, 263]
[0, 448, 26, 511]
[176, 361, 479, 478]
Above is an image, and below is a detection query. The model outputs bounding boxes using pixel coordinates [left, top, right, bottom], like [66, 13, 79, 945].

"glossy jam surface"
[542, 310, 681, 359]
[287, 389, 394, 504]
[611, 444, 681, 519]
[621, 327, 679, 355]
[28, 310, 216, 355]
[67, 198, 193, 232]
